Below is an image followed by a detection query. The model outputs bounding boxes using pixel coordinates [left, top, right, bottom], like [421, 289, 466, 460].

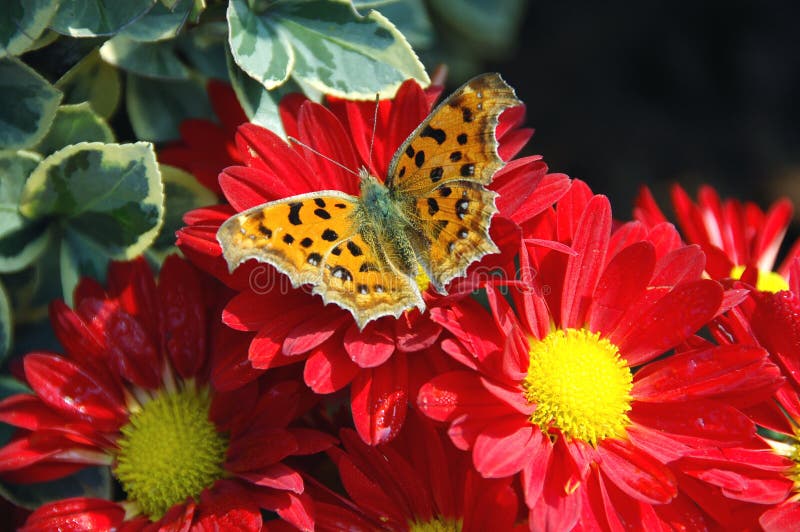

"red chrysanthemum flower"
[710, 258, 800, 529]
[177, 77, 570, 445]
[635, 184, 798, 292]
[0, 257, 334, 531]
[308, 410, 522, 531]
[416, 180, 783, 529]
[159, 80, 248, 194]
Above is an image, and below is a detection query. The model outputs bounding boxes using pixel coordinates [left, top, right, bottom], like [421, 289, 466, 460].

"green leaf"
[0, 467, 112, 511]
[227, 0, 294, 90]
[34, 103, 115, 155]
[154, 164, 216, 250]
[0, 0, 60, 57]
[3, 244, 62, 326]
[354, 0, 433, 49]
[18, 142, 164, 303]
[0, 57, 62, 150]
[50, 0, 156, 37]
[178, 22, 229, 80]
[227, 51, 301, 138]
[100, 35, 189, 79]
[119, 0, 193, 42]
[0, 151, 52, 273]
[0, 280, 11, 360]
[273, 0, 429, 98]
[0, 150, 40, 238]
[126, 74, 211, 142]
[55, 50, 121, 119]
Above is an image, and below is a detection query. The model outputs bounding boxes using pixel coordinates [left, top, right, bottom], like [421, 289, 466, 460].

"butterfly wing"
[217, 192, 423, 328]
[386, 73, 521, 194]
[387, 73, 521, 290]
[408, 182, 499, 291]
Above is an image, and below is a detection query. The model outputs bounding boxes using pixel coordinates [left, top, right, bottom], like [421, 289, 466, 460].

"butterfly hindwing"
[217, 191, 359, 287]
[317, 233, 424, 328]
[386, 73, 521, 195]
[407, 181, 499, 291]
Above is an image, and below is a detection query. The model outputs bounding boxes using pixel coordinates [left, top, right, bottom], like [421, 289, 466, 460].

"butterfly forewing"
[217, 192, 423, 328]
[386, 73, 521, 195]
[217, 192, 359, 287]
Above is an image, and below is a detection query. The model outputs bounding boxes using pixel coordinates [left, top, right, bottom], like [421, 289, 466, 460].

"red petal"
[556, 179, 594, 241]
[158, 256, 207, 379]
[296, 101, 360, 193]
[24, 354, 126, 430]
[195, 480, 262, 532]
[650, 244, 705, 286]
[226, 428, 298, 472]
[761, 501, 800, 532]
[596, 438, 676, 504]
[492, 157, 546, 218]
[233, 123, 317, 194]
[511, 171, 571, 226]
[588, 241, 655, 334]
[303, 341, 359, 394]
[253, 489, 315, 531]
[240, 462, 304, 493]
[561, 195, 611, 328]
[208, 80, 248, 132]
[633, 344, 781, 405]
[630, 400, 755, 447]
[219, 166, 290, 210]
[283, 308, 349, 356]
[416, 370, 493, 422]
[633, 185, 669, 227]
[248, 306, 314, 369]
[21, 498, 125, 532]
[614, 280, 723, 366]
[472, 417, 536, 477]
[394, 310, 441, 352]
[343, 321, 395, 368]
[520, 431, 552, 508]
[350, 352, 408, 444]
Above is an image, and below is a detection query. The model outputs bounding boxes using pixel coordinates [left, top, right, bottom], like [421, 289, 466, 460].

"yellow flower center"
[114, 384, 228, 521]
[409, 517, 462, 532]
[730, 265, 789, 293]
[765, 432, 800, 493]
[523, 328, 633, 446]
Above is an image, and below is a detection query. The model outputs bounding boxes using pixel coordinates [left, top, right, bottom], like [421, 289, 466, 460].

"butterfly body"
[218, 73, 521, 328]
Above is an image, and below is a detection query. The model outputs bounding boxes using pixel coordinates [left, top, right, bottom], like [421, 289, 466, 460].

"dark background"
[489, 1, 800, 223]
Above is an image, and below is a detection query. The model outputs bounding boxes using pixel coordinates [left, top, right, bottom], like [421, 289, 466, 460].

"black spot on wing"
[347, 241, 363, 257]
[331, 266, 353, 282]
[357, 284, 369, 295]
[450, 151, 462, 162]
[421, 125, 447, 145]
[331, 245, 342, 256]
[288, 202, 303, 225]
[300, 237, 313, 248]
[406, 145, 415, 157]
[359, 262, 379, 272]
[258, 224, 272, 238]
[460, 163, 475, 177]
[314, 208, 331, 220]
[415, 151, 425, 168]
[462, 107, 473, 122]
[283, 234, 294, 244]
[314, 198, 326, 208]
[427, 198, 440, 216]
[439, 186, 452, 197]
[321, 229, 338, 241]
[457, 133, 468, 145]
[430, 167, 443, 182]
[307, 253, 322, 266]
[335, 203, 347, 209]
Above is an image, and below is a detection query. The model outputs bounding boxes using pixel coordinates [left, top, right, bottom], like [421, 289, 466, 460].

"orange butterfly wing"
[388, 73, 521, 289]
[217, 192, 422, 328]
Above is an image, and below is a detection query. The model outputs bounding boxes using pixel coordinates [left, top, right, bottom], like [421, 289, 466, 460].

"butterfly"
[217, 73, 521, 329]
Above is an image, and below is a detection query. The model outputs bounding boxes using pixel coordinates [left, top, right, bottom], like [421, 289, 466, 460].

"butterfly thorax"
[355, 170, 418, 276]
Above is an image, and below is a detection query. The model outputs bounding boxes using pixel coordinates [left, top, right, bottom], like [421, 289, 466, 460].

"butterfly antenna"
[287, 136, 359, 177]
[368, 93, 380, 170]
